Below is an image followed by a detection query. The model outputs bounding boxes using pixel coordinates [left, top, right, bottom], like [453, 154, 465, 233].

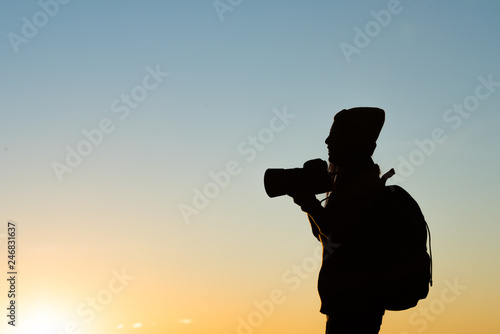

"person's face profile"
[325, 125, 349, 164]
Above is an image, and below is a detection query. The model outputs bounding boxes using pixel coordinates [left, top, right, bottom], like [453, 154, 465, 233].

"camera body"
[264, 158, 332, 198]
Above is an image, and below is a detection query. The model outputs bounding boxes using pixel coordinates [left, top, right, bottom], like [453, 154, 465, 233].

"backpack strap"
[381, 168, 395, 185]
[426, 221, 433, 286]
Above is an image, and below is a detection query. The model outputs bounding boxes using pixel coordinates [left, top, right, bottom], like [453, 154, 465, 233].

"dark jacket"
[304, 161, 386, 314]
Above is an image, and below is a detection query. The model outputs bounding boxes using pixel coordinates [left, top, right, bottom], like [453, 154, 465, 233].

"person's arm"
[291, 193, 330, 240]
[307, 214, 321, 241]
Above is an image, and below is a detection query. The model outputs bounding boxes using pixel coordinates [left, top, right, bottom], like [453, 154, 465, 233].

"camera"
[264, 158, 333, 198]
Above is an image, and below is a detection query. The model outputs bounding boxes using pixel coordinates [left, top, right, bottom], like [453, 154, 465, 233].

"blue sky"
[1, 0, 500, 333]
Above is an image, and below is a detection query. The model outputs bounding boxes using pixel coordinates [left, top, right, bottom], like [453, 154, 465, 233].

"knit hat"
[328, 107, 385, 155]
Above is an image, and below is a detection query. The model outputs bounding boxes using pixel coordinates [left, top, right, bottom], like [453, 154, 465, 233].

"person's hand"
[290, 192, 320, 212]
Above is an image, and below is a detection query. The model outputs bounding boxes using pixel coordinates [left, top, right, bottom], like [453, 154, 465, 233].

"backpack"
[376, 169, 433, 311]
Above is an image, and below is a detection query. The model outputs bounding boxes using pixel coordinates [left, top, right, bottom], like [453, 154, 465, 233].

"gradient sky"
[1, 0, 500, 333]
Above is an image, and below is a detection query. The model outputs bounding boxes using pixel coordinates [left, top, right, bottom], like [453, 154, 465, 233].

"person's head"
[325, 107, 385, 166]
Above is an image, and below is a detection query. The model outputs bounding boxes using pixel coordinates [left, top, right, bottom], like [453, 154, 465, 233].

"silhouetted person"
[292, 107, 388, 333]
